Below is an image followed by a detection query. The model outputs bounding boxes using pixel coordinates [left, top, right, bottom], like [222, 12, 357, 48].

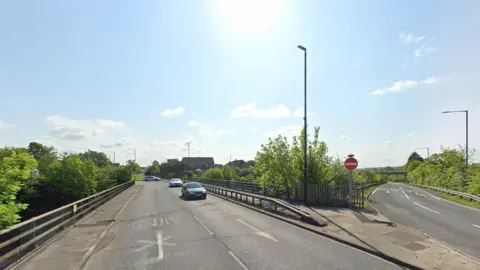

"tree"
[201, 168, 224, 179]
[159, 160, 185, 178]
[79, 150, 111, 168]
[0, 150, 38, 229]
[44, 154, 98, 203]
[27, 142, 57, 173]
[125, 159, 141, 175]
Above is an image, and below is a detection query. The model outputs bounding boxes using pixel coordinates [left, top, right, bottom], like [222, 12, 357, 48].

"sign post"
[344, 155, 358, 207]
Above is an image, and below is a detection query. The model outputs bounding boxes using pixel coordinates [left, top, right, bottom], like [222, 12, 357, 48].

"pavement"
[369, 182, 480, 260]
[14, 181, 406, 270]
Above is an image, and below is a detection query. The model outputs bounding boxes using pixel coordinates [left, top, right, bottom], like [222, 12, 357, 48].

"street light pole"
[442, 110, 469, 168]
[298, 44, 308, 205]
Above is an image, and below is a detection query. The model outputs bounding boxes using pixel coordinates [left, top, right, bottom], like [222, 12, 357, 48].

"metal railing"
[190, 178, 382, 208]
[0, 181, 135, 270]
[411, 183, 480, 203]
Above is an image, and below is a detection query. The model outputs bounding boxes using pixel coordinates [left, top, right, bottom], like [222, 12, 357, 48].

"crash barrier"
[411, 183, 480, 203]
[0, 181, 135, 270]
[187, 181, 327, 227]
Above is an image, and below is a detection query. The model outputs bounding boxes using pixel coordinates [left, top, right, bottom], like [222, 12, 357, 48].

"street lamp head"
[297, 45, 306, 51]
[441, 111, 451, 114]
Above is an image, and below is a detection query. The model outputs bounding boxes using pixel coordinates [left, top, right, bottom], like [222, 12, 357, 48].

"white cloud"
[371, 77, 439, 96]
[371, 80, 419, 96]
[414, 45, 438, 57]
[292, 108, 316, 117]
[383, 140, 393, 146]
[45, 115, 125, 140]
[160, 106, 185, 118]
[406, 132, 415, 137]
[399, 32, 425, 44]
[340, 135, 350, 141]
[230, 103, 291, 119]
[0, 121, 12, 129]
[421, 77, 438, 84]
[265, 125, 302, 138]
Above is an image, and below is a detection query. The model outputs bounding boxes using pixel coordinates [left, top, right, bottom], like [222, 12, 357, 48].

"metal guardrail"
[411, 184, 480, 203]
[0, 181, 135, 270]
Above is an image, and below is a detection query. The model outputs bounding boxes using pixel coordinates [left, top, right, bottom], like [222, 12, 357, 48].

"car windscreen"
[186, 183, 202, 189]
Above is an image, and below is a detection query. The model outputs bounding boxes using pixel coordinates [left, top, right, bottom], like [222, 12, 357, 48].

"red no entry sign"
[344, 157, 358, 171]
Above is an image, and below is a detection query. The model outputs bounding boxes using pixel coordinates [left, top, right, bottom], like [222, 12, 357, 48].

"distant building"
[181, 157, 215, 170]
[167, 158, 179, 163]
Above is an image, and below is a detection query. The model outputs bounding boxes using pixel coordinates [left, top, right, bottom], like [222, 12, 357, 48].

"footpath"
[278, 200, 480, 270]
[14, 185, 141, 270]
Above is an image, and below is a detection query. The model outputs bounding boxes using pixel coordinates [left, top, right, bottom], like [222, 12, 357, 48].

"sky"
[1, 0, 479, 168]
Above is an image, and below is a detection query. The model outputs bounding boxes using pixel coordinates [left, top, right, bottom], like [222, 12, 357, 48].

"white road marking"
[399, 187, 410, 200]
[158, 217, 164, 227]
[371, 186, 381, 195]
[414, 202, 440, 214]
[194, 215, 214, 235]
[156, 231, 163, 261]
[473, 224, 480, 229]
[153, 218, 157, 227]
[228, 251, 249, 270]
[236, 219, 278, 242]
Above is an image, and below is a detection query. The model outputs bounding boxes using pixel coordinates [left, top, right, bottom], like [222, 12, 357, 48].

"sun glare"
[212, 0, 285, 38]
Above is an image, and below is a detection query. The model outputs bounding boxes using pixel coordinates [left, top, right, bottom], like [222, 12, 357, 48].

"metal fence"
[192, 178, 382, 208]
[0, 181, 135, 270]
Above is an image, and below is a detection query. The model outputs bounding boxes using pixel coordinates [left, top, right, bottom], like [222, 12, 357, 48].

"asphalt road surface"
[370, 182, 480, 259]
[78, 181, 403, 270]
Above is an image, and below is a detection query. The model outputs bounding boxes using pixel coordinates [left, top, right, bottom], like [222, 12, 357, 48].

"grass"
[132, 174, 144, 181]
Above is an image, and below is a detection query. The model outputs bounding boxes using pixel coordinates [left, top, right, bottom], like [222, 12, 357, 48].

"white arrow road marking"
[236, 219, 278, 242]
[386, 190, 391, 194]
[414, 202, 440, 214]
[133, 231, 175, 260]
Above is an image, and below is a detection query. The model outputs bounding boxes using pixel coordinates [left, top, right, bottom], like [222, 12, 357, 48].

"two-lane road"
[82, 181, 404, 269]
[370, 182, 480, 259]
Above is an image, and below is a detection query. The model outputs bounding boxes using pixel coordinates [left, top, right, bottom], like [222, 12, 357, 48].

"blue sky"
[1, 0, 479, 167]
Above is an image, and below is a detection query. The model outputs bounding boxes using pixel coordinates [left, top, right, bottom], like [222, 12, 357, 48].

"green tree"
[0, 150, 38, 229]
[80, 150, 111, 168]
[159, 160, 185, 178]
[201, 168, 224, 179]
[44, 154, 98, 203]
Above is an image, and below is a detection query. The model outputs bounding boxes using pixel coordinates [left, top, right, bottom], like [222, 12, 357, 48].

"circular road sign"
[344, 157, 358, 171]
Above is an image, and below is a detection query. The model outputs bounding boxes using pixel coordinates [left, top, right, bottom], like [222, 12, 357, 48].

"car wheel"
[203, 195, 207, 200]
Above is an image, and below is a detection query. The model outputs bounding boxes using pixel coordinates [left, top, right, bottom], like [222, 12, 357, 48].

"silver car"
[168, 178, 183, 187]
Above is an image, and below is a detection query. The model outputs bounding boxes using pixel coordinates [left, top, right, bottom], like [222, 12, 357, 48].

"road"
[370, 182, 480, 260]
[75, 181, 403, 270]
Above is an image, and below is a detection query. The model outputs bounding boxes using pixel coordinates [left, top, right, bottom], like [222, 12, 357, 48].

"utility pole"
[230, 154, 232, 163]
[134, 149, 136, 162]
[113, 152, 116, 163]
